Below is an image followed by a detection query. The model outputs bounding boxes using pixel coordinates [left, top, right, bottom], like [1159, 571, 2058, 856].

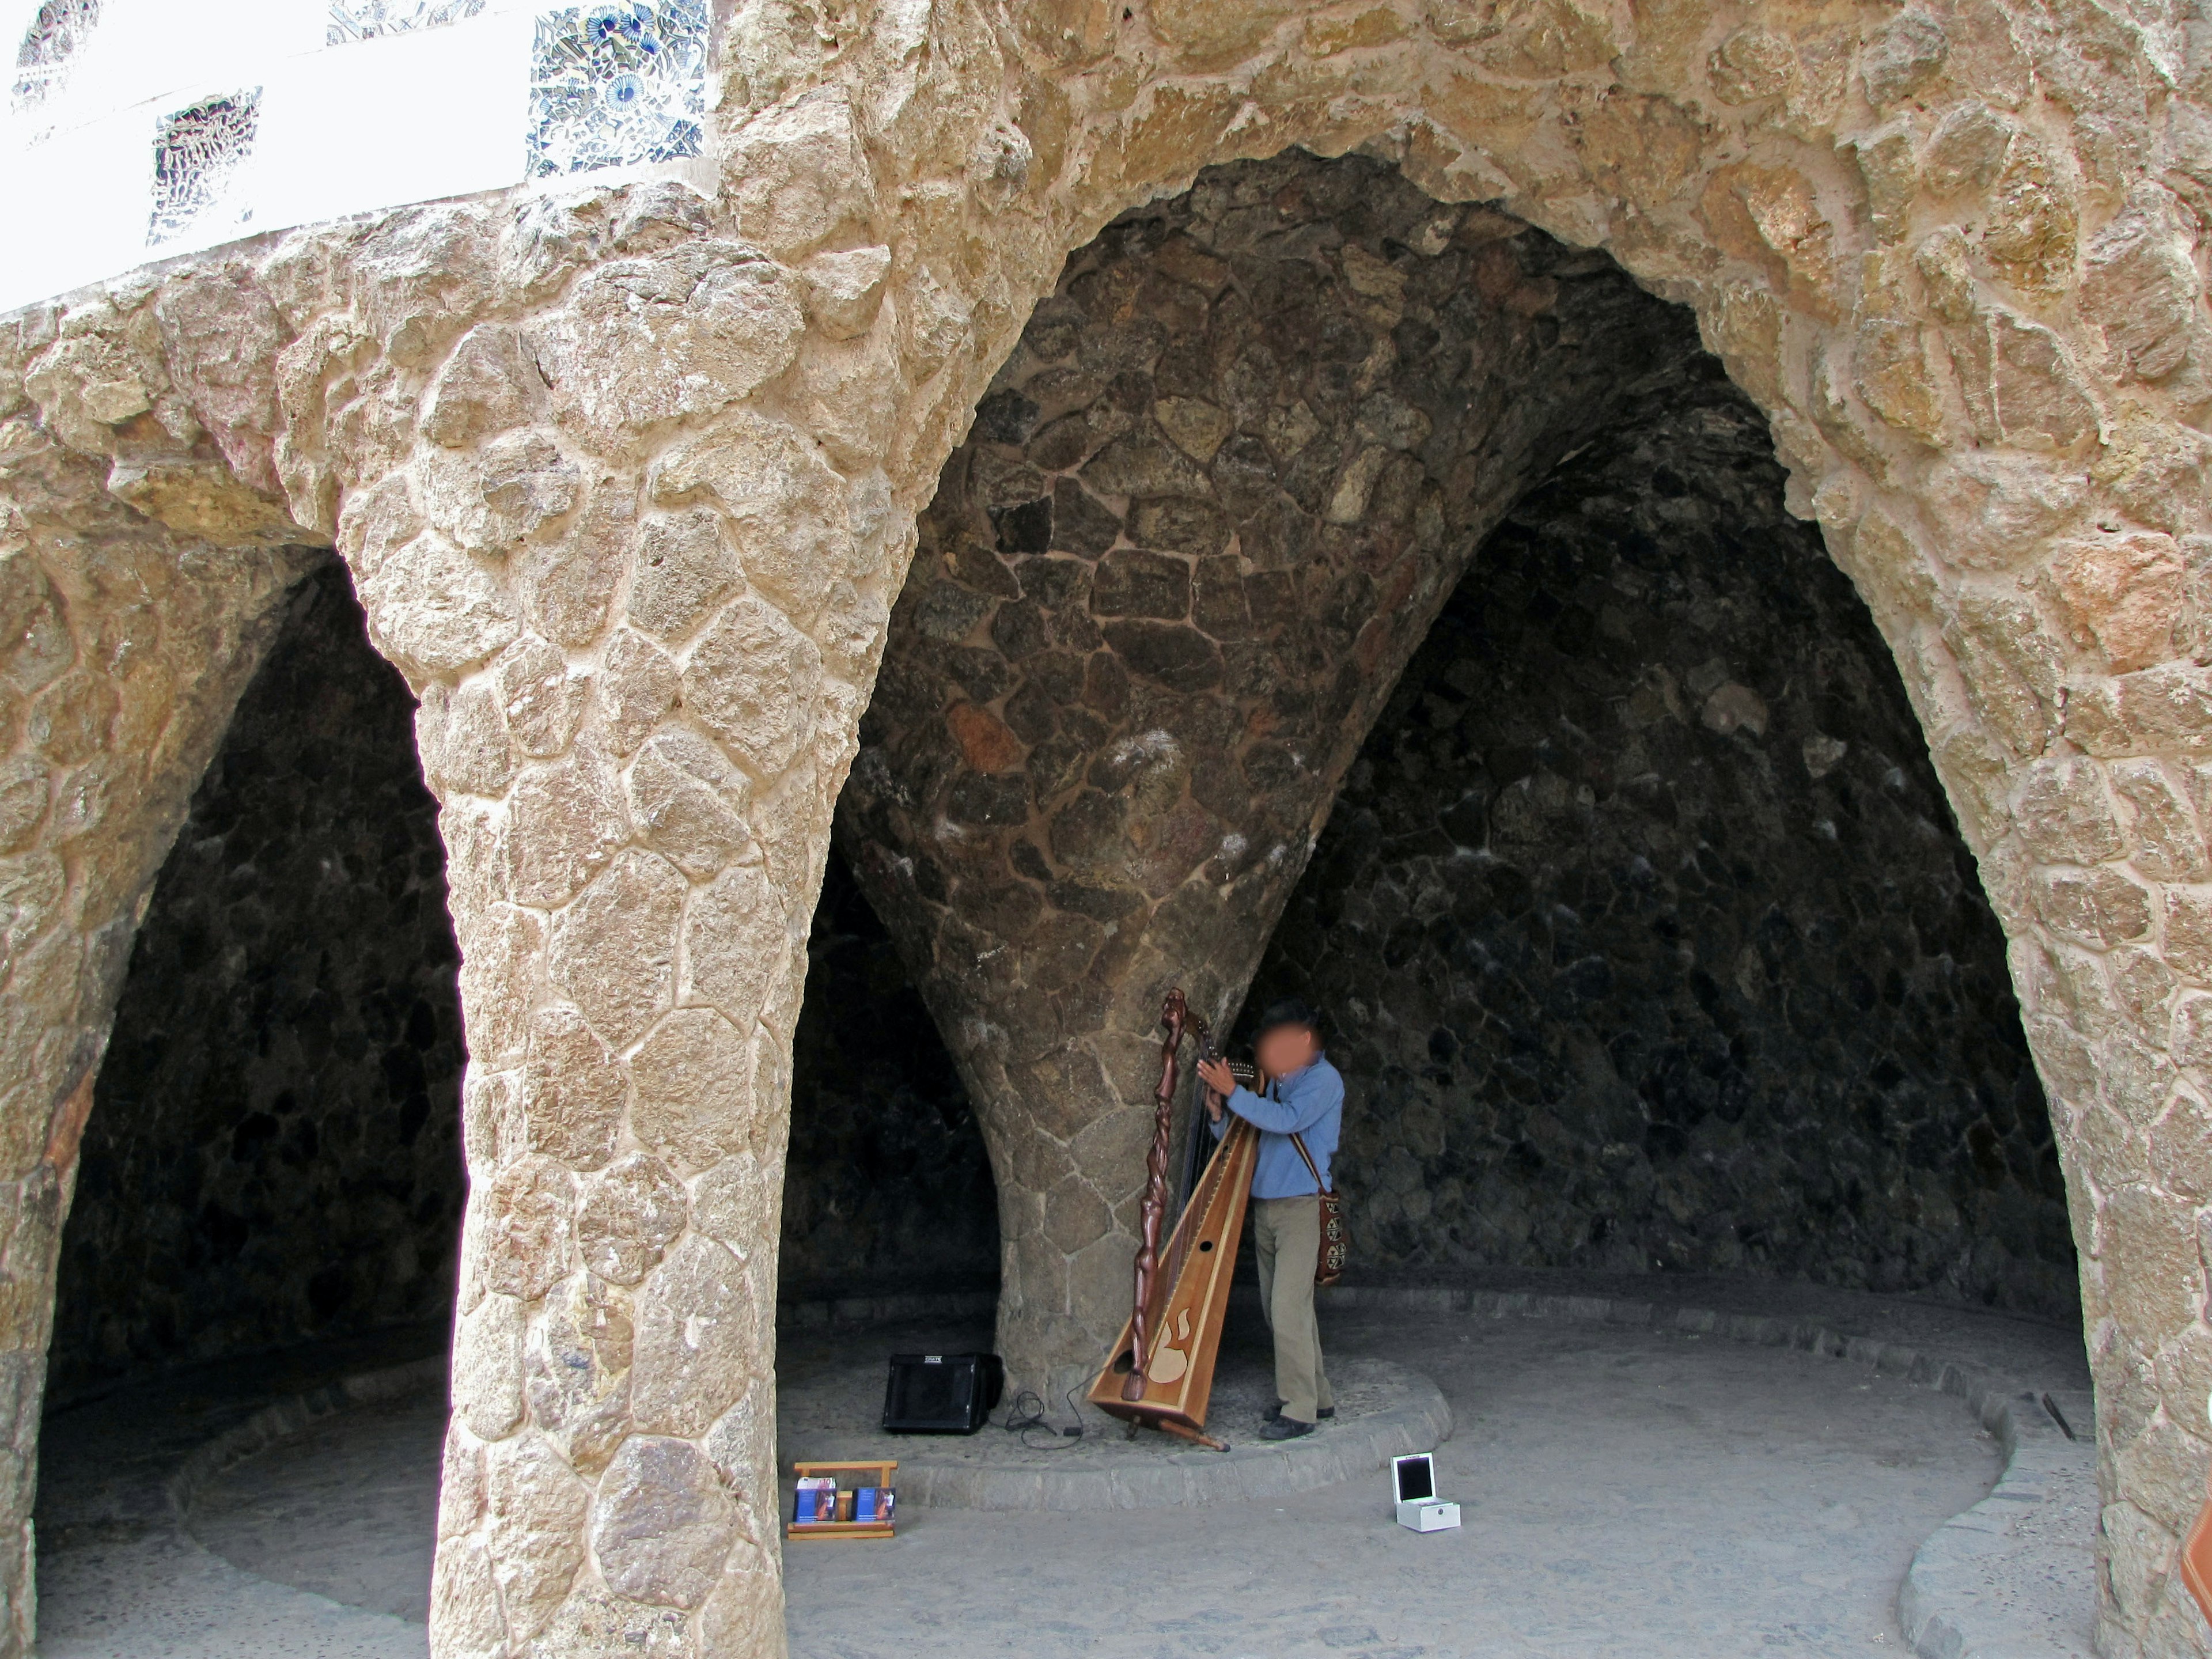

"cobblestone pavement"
[32, 1281, 2092, 1658]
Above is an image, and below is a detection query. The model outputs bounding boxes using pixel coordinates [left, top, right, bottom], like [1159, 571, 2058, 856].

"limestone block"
[479, 1154, 575, 1300]
[726, 89, 874, 261]
[546, 849, 685, 1048]
[519, 1588, 691, 1658]
[523, 1274, 634, 1475]
[2113, 759, 2212, 881]
[515, 481, 630, 650]
[2050, 532, 2185, 673]
[358, 533, 522, 679]
[2083, 191, 2201, 384]
[576, 1152, 690, 1285]
[631, 1233, 757, 1436]
[630, 1007, 759, 1172]
[495, 635, 586, 760]
[786, 325, 905, 473]
[651, 411, 853, 626]
[689, 1153, 776, 1260]
[681, 594, 824, 781]
[22, 334, 150, 455]
[420, 430, 582, 558]
[533, 243, 804, 453]
[422, 324, 546, 449]
[2032, 866, 2153, 947]
[452, 1291, 526, 1440]
[596, 628, 680, 756]
[590, 1435, 738, 1608]
[0, 556, 73, 698]
[418, 680, 514, 800]
[505, 747, 630, 908]
[2015, 756, 2126, 863]
[797, 246, 892, 340]
[429, 1536, 505, 1659]
[484, 1432, 589, 1643]
[629, 511, 743, 645]
[2104, 1185, 2208, 1369]
[521, 1004, 628, 1170]
[626, 731, 753, 880]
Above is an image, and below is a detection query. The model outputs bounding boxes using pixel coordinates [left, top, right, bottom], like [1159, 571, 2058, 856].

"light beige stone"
[626, 730, 753, 880]
[631, 1007, 759, 1172]
[628, 512, 743, 645]
[546, 849, 686, 1048]
[520, 1004, 628, 1171]
[575, 1152, 689, 1285]
[630, 1233, 757, 1437]
[533, 242, 805, 453]
[484, 1433, 589, 1643]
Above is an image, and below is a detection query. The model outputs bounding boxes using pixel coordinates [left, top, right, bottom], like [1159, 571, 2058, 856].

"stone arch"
[0, 0, 2200, 1652]
[840, 146, 1733, 1405]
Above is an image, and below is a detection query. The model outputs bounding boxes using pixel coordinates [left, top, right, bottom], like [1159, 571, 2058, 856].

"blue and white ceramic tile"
[528, 0, 705, 178]
[10, 0, 101, 114]
[147, 88, 261, 247]
[326, 0, 485, 47]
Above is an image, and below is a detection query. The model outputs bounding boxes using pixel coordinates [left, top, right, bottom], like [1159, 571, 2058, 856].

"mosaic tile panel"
[10, 0, 100, 114]
[528, 1, 705, 177]
[327, 0, 484, 47]
[147, 89, 262, 248]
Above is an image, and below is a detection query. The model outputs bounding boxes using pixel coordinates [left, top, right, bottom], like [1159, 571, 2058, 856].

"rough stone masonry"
[4, 0, 2212, 1653]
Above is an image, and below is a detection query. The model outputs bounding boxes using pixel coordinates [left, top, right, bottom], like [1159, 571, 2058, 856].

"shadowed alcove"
[44, 562, 998, 1413]
[832, 146, 2081, 1410]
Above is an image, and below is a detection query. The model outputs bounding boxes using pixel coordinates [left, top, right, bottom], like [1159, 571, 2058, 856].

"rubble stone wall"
[1248, 350, 2080, 1317]
[0, 0, 2207, 1649]
[842, 149, 1714, 1404]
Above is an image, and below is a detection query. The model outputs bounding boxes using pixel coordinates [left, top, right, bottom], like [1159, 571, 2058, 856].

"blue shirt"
[1210, 1053, 1342, 1198]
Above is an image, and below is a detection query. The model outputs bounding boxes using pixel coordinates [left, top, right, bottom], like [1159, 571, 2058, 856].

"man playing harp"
[1195, 998, 1344, 1442]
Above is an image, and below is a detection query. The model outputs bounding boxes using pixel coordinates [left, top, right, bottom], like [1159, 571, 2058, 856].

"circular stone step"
[776, 1347, 1451, 1511]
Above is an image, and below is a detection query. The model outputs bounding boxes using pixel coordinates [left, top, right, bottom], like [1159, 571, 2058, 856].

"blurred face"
[1256, 1024, 1318, 1080]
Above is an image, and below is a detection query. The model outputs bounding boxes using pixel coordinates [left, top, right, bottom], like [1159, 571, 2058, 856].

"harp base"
[1089, 1389, 1232, 1452]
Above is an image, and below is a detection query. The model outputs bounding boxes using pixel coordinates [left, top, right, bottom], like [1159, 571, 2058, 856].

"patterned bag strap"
[1287, 1131, 1330, 1195]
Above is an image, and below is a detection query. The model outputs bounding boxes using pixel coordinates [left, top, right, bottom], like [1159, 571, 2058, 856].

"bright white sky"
[0, 0, 552, 313]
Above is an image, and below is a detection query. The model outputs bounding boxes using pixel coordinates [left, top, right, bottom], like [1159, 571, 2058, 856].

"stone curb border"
[1315, 1283, 2083, 1659]
[164, 1354, 448, 1521]
[892, 1360, 1452, 1512]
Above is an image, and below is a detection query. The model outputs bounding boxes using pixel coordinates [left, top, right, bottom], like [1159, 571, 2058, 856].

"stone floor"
[32, 1277, 2096, 1658]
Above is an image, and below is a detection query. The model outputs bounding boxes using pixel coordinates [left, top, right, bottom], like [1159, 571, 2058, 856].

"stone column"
[839, 151, 1703, 1402]
[243, 178, 929, 1654]
[1, 290, 323, 1655]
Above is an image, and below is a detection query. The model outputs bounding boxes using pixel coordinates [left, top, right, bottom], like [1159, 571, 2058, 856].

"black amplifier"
[881, 1352, 1005, 1434]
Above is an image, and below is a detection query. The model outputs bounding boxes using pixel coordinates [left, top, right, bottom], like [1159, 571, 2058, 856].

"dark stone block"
[1131, 498, 1232, 559]
[974, 388, 1042, 445]
[1052, 478, 1124, 557]
[1090, 550, 1192, 620]
[946, 772, 1031, 828]
[1099, 620, 1223, 691]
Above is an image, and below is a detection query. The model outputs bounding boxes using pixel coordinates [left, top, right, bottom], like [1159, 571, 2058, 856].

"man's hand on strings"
[1196, 1056, 1238, 1116]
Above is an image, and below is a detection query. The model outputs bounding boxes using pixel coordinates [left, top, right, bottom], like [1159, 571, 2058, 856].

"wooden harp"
[1086, 988, 1259, 1450]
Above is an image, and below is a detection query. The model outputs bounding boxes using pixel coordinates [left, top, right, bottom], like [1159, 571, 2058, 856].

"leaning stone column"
[1, 291, 322, 1655]
[840, 153, 1697, 1404]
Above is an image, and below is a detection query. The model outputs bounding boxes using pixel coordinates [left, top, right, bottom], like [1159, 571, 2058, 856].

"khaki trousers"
[1253, 1195, 1334, 1424]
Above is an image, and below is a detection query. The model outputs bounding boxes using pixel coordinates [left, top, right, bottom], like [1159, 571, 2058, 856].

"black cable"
[1000, 1386, 1088, 1450]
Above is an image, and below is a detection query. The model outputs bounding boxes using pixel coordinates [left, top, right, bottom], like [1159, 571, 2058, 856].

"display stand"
[786, 1459, 899, 1542]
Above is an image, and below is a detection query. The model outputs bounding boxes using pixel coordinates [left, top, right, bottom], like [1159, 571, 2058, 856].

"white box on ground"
[1396, 1498, 1461, 1531]
[1391, 1453, 1461, 1532]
